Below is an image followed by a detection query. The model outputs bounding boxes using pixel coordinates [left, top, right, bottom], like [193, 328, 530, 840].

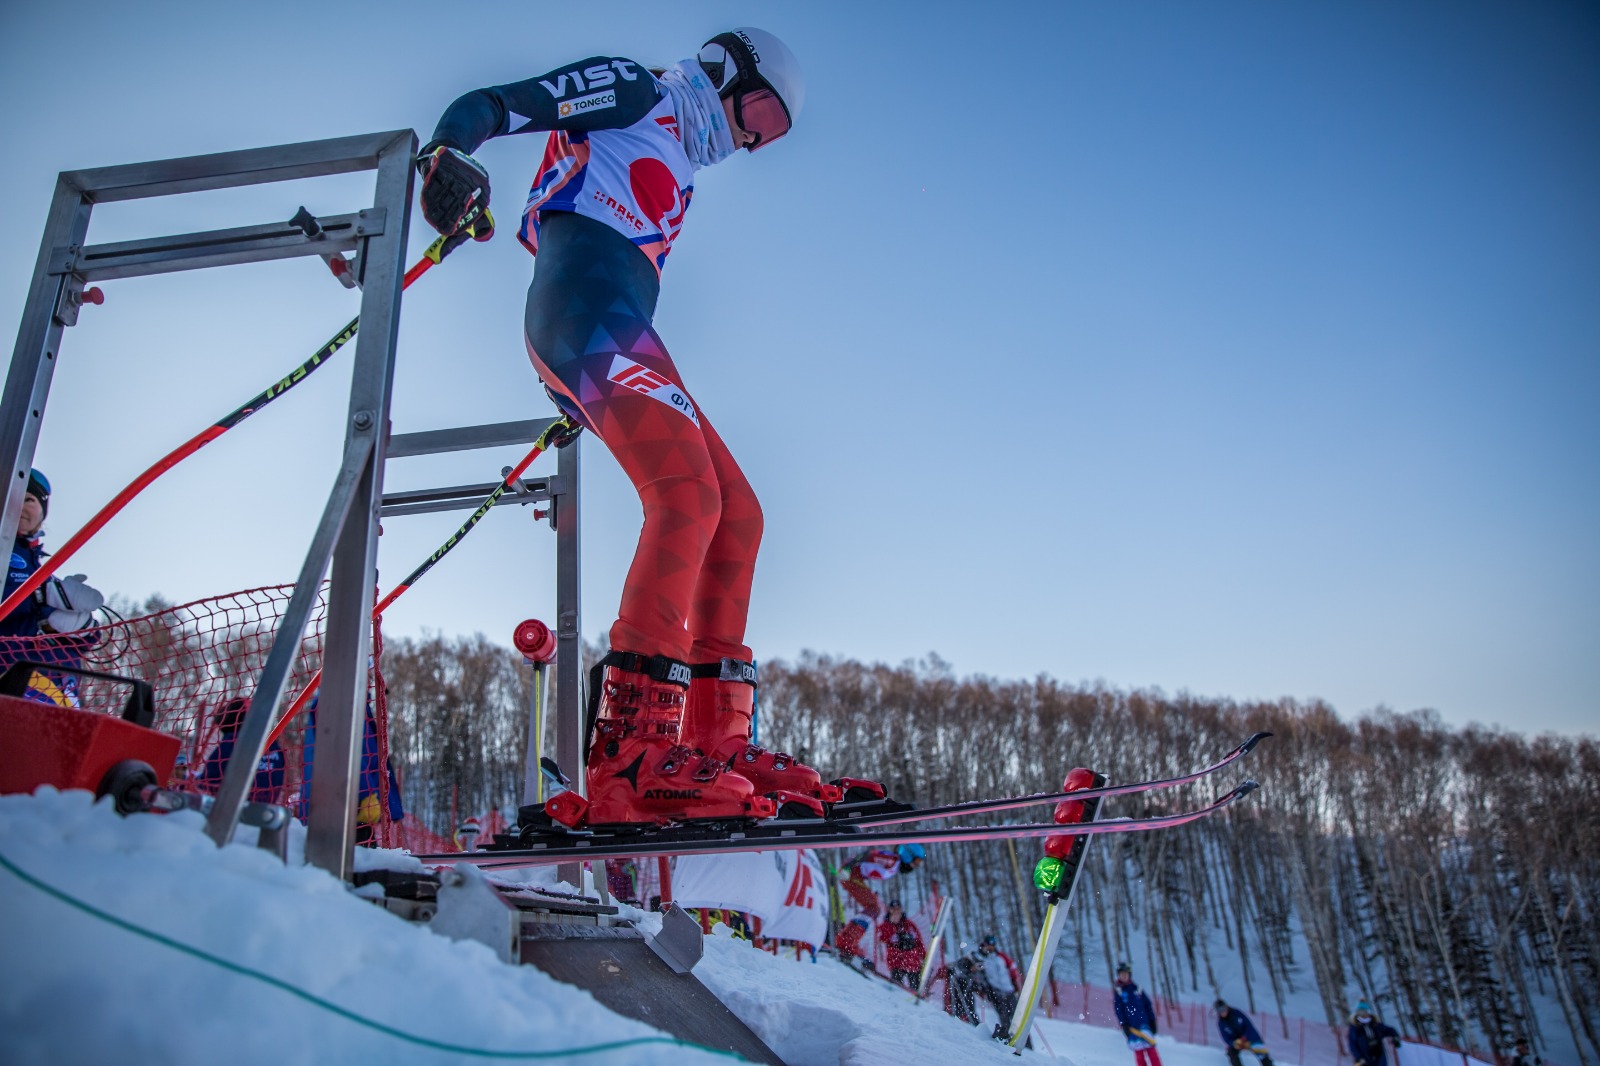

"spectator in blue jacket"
[1347, 1001, 1400, 1066]
[299, 696, 405, 845]
[0, 469, 104, 706]
[1113, 963, 1163, 1066]
[1216, 1000, 1275, 1066]
[196, 698, 286, 804]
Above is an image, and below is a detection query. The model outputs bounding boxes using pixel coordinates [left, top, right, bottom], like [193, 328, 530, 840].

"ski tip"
[1239, 731, 1273, 753]
[1230, 779, 1261, 800]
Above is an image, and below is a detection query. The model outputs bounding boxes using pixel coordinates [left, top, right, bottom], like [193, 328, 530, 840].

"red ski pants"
[1133, 1047, 1164, 1066]
[524, 213, 762, 663]
[840, 874, 883, 919]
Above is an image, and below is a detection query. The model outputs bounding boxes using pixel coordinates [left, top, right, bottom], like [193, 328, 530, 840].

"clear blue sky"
[2, 1, 1595, 737]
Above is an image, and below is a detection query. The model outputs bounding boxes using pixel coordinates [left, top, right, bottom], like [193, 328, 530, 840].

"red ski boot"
[571, 652, 775, 827]
[684, 658, 882, 816]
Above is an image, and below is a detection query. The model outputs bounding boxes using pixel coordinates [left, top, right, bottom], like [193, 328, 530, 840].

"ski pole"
[0, 220, 482, 625]
[263, 414, 579, 748]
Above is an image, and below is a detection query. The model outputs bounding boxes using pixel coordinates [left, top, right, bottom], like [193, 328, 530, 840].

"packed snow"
[0, 786, 1408, 1066]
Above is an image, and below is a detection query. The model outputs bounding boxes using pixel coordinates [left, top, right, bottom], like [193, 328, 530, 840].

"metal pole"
[304, 130, 416, 879]
[553, 437, 583, 887]
[0, 177, 91, 544]
[206, 432, 374, 845]
[522, 661, 546, 806]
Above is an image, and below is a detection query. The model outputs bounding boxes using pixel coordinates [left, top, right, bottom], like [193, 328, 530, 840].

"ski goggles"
[707, 31, 794, 151]
[731, 87, 792, 151]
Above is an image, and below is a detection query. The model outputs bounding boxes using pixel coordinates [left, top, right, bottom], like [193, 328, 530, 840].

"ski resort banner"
[671, 848, 828, 945]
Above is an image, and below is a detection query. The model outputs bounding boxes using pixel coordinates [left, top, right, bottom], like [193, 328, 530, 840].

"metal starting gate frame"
[1, 131, 584, 881]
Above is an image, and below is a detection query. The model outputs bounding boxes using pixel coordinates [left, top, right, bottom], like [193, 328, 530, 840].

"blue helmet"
[896, 844, 925, 865]
[26, 468, 49, 518]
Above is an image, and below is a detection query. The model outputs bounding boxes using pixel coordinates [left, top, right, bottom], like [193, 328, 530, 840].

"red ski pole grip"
[513, 618, 556, 663]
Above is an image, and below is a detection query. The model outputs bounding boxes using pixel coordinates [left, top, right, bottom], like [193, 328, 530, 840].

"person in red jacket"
[876, 900, 926, 989]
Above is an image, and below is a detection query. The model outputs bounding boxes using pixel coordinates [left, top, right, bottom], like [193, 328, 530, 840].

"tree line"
[375, 637, 1597, 1065]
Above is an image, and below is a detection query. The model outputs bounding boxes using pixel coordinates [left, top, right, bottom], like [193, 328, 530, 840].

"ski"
[416, 781, 1258, 871]
[1005, 768, 1107, 1051]
[827, 731, 1271, 828]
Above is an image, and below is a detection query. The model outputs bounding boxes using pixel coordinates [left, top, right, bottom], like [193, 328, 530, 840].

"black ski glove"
[549, 418, 584, 450]
[541, 388, 585, 448]
[416, 144, 493, 239]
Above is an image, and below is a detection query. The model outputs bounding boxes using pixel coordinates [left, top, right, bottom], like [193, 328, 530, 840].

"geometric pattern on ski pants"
[524, 211, 761, 663]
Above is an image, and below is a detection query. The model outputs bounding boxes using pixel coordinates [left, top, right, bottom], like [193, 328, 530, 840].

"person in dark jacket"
[1347, 1001, 1400, 1066]
[0, 469, 103, 706]
[942, 953, 981, 1025]
[1216, 1000, 1275, 1066]
[196, 698, 286, 804]
[1509, 1039, 1542, 1066]
[1, 470, 53, 641]
[876, 900, 926, 989]
[1114, 962, 1164, 1066]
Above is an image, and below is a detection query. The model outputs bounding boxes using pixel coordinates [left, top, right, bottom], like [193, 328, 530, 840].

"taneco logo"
[557, 90, 616, 118]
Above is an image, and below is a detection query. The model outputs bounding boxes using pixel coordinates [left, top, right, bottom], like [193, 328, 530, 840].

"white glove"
[43, 574, 104, 633]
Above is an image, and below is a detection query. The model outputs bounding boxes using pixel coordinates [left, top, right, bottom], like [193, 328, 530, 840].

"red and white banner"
[671, 848, 827, 945]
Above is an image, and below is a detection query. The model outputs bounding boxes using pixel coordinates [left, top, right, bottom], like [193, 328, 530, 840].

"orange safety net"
[0, 584, 405, 847]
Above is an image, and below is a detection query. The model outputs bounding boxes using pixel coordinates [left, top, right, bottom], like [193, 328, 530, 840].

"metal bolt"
[353, 411, 373, 431]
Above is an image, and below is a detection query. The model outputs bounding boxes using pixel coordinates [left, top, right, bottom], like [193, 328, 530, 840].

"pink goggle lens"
[738, 89, 792, 151]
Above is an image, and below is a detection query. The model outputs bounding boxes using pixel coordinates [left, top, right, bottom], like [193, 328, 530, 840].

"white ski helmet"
[697, 27, 805, 151]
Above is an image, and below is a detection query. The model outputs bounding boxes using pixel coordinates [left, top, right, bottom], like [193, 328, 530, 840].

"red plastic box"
[0, 692, 179, 800]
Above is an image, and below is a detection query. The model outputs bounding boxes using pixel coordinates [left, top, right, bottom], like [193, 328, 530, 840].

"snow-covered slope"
[0, 788, 1386, 1066]
[0, 790, 739, 1065]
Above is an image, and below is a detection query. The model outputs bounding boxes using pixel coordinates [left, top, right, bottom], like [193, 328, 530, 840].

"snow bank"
[0, 789, 737, 1066]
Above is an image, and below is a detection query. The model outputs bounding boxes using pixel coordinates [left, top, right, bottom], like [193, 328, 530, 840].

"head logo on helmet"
[697, 26, 805, 151]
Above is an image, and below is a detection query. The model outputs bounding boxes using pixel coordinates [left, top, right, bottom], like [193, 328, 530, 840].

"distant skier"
[1113, 962, 1163, 1066]
[1347, 1001, 1400, 1066]
[417, 27, 885, 827]
[876, 900, 926, 989]
[834, 845, 923, 965]
[975, 934, 1022, 1040]
[1215, 1000, 1275, 1066]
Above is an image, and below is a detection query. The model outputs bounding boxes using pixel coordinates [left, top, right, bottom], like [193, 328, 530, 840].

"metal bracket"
[430, 862, 520, 964]
[354, 208, 386, 237]
[646, 903, 705, 974]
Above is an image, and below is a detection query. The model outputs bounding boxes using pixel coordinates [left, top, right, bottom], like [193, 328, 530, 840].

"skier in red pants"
[834, 846, 923, 966]
[417, 28, 885, 827]
[1113, 962, 1164, 1066]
